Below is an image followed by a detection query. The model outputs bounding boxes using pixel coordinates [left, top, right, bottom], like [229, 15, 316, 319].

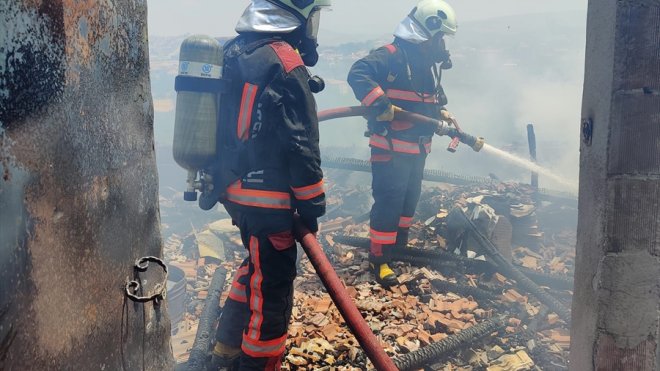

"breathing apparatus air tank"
[173, 35, 225, 202]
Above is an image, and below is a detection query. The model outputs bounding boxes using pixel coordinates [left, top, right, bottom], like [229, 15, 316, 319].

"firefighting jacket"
[219, 35, 325, 218]
[347, 40, 448, 155]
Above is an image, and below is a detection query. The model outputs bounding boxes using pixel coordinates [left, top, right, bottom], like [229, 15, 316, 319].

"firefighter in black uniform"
[210, 0, 331, 369]
[348, 0, 459, 287]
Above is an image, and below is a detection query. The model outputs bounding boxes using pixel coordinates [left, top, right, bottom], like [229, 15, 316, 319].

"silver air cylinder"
[173, 35, 223, 201]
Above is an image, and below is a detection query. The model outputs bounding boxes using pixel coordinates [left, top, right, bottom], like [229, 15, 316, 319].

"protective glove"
[436, 109, 456, 136]
[299, 215, 319, 234]
[376, 104, 397, 122]
[439, 109, 455, 122]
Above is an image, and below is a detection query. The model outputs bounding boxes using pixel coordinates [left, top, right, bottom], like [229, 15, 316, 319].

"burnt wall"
[571, 0, 660, 369]
[1, 1, 173, 369]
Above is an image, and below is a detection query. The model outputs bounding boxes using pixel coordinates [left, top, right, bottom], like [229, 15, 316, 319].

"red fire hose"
[317, 106, 483, 153]
[318, 105, 438, 126]
[294, 217, 399, 371]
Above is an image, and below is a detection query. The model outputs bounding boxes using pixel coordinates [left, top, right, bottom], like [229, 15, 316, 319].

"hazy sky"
[148, 0, 587, 39]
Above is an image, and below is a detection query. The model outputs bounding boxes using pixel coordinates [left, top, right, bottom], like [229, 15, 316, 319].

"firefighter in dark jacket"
[348, 0, 459, 287]
[210, 0, 330, 369]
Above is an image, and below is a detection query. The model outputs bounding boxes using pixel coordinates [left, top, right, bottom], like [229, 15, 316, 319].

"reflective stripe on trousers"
[228, 265, 249, 303]
[398, 216, 413, 229]
[247, 237, 264, 342]
[242, 333, 287, 358]
[370, 227, 397, 245]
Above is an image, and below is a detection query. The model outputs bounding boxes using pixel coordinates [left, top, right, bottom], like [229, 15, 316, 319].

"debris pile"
[162, 171, 576, 370]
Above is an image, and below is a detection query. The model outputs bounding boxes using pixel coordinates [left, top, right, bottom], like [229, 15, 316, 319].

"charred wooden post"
[527, 124, 539, 189]
[0, 1, 172, 369]
[187, 266, 227, 371]
[515, 266, 573, 291]
[393, 315, 508, 370]
[445, 209, 571, 321]
[430, 279, 500, 302]
[571, 0, 660, 369]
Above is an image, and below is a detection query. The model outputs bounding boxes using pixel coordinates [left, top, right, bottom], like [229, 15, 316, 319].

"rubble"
[487, 350, 535, 371]
[161, 166, 575, 370]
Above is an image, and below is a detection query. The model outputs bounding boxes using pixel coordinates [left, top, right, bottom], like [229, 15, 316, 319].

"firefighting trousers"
[216, 207, 297, 370]
[369, 149, 427, 263]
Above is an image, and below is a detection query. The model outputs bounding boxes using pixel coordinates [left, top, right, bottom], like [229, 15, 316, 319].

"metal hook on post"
[125, 256, 169, 305]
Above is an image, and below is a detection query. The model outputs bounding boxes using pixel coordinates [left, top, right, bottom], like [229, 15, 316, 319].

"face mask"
[298, 9, 321, 66]
[431, 34, 451, 64]
[306, 9, 321, 40]
[299, 37, 319, 66]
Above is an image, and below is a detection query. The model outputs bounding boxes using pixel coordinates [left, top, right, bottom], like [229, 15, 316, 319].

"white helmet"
[395, 0, 457, 43]
[236, 0, 331, 40]
[268, 0, 332, 20]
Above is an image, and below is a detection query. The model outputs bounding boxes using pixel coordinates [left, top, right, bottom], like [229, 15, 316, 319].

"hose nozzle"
[472, 137, 485, 152]
[445, 129, 485, 153]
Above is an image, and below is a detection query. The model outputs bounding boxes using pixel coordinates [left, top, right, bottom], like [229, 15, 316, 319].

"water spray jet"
[481, 143, 578, 191]
[318, 106, 575, 191]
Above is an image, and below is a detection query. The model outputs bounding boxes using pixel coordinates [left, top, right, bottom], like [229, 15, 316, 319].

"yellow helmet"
[267, 0, 332, 20]
[410, 0, 458, 37]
